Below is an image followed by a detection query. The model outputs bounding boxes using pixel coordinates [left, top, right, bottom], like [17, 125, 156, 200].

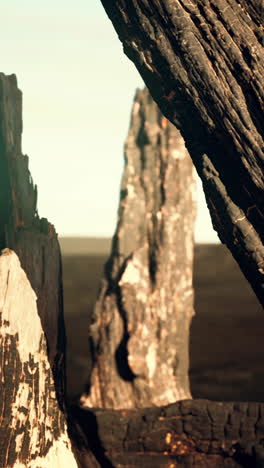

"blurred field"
[60, 237, 264, 402]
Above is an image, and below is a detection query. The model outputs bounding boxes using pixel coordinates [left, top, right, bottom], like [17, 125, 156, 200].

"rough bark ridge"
[81, 87, 196, 409]
[99, 0, 264, 304]
[73, 399, 264, 467]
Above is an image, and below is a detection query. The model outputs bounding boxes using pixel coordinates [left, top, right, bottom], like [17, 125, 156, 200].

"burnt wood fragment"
[72, 399, 264, 467]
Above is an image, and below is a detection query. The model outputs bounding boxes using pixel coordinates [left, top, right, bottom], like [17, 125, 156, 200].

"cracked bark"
[99, 0, 264, 305]
[81, 87, 196, 409]
[71, 399, 264, 467]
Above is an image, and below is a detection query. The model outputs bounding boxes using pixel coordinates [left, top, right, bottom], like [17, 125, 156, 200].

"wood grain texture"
[99, 0, 264, 304]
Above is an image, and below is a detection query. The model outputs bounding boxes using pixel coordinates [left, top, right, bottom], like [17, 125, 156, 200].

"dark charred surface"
[99, 0, 264, 304]
[71, 400, 264, 467]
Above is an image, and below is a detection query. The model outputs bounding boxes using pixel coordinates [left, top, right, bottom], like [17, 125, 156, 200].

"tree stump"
[81, 87, 196, 409]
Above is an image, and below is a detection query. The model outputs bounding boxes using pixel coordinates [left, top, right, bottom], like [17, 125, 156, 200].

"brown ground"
[60, 238, 263, 403]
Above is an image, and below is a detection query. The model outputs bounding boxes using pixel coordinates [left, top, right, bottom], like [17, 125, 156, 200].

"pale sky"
[1, 1, 219, 243]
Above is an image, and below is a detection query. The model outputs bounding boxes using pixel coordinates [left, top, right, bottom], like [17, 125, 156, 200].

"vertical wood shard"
[82, 87, 196, 409]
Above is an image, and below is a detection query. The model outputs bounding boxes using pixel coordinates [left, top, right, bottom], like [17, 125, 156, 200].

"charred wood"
[99, 0, 264, 304]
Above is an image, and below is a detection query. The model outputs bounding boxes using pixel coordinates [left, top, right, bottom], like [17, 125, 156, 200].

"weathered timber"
[99, 0, 264, 304]
[0, 250, 78, 467]
[81, 87, 196, 409]
[71, 399, 264, 467]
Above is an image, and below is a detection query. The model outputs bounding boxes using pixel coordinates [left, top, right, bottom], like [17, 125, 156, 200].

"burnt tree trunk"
[99, 0, 264, 305]
[81, 88, 196, 409]
[0, 73, 94, 467]
[0, 73, 65, 401]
